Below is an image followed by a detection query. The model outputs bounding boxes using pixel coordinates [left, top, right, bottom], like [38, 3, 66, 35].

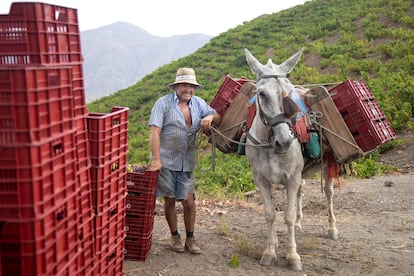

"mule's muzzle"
[270, 125, 295, 154]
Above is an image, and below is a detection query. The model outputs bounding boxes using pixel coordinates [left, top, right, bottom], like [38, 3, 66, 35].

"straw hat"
[167, 68, 203, 90]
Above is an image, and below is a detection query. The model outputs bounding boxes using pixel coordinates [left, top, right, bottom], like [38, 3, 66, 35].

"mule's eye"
[257, 91, 266, 100]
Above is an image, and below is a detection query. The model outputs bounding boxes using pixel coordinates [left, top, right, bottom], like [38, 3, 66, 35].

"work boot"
[171, 235, 184, 253]
[185, 237, 201, 254]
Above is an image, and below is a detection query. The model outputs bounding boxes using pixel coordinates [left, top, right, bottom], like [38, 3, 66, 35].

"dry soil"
[124, 130, 414, 276]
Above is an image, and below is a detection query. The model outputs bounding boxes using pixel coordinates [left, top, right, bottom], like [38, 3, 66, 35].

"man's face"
[175, 83, 196, 103]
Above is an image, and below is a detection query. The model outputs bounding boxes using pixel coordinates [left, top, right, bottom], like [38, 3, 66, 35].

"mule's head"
[245, 47, 304, 154]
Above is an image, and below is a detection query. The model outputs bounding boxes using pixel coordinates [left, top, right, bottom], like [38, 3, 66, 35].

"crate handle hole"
[112, 117, 120, 126]
[111, 162, 119, 171]
[110, 208, 118, 216]
[53, 142, 63, 155]
[107, 252, 116, 262]
[56, 209, 66, 221]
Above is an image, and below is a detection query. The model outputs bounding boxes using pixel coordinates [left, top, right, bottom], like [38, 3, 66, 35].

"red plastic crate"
[0, 133, 79, 220]
[95, 236, 125, 275]
[74, 112, 88, 133]
[0, 67, 73, 100]
[75, 129, 90, 161]
[351, 119, 396, 152]
[341, 101, 385, 128]
[94, 196, 126, 253]
[209, 75, 250, 117]
[75, 181, 96, 275]
[0, 191, 78, 239]
[76, 216, 96, 276]
[124, 235, 152, 262]
[87, 106, 129, 132]
[329, 79, 396, 152]
[0, 2, 82, 65]
[0, 67, 77, 144]
[126, 169, 159, 194]
[0, 198, 80, 275]
[89, 144, 128, 167]
[329, 79, 373, 102]
[91, 174, 127, 215]
[358, 98, 385, 121]
[89, 147, 127, 214]
[126, 191, 157, 216]
[0, 128, 76, 168]
[125, 213, 154, 239]
[90, 153, 127, 183]
[0, 170, 78, 221]
[76, 169, 92, 228]
[331, 89, 385, 122]
[87, 106, 129, 165]
[76, 182, 95, 233]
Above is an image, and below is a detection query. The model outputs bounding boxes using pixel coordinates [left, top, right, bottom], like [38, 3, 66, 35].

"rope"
[319, 125, 361, 150]
[196, 107, 361, 176]
[195, 127, 216, 172]
[209, 125, 271, 148]
[308, 111, 362, 193]
[298, 81, 342, 88]
[194, 122, 272, 172]
[308, 112, 361, 150]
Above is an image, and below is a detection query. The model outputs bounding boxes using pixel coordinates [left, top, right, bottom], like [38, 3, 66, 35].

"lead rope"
[209, 125, 271, 148]
[319, 122, 324, 194]
[195, 121, 273, 172]
[195, 127, 216, 172]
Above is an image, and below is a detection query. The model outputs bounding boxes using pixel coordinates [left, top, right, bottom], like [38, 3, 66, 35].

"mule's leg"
[295, 179, 305, 231]
[285, 176, 302, 271]
[324, 176, 338, 240]
[257, 184, 278, 266]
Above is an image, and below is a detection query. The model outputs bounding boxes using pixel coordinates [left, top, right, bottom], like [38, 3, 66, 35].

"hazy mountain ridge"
[81, 22, 211, 102]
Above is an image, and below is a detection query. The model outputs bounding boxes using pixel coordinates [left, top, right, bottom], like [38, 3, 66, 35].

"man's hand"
[201, 113, 221, 130]
[200, 115, 213, 130]
[149, 159, 162, 171]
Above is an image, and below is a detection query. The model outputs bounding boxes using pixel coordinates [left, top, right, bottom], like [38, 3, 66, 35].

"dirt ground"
[124, 130, 414, 276]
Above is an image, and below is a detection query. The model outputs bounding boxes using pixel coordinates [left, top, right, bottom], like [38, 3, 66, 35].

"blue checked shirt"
[148, 92, 217, 172]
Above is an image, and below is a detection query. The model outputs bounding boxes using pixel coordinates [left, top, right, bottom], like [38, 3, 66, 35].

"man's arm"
[200, 113, 221, 130]
[149, 125, 162, 171]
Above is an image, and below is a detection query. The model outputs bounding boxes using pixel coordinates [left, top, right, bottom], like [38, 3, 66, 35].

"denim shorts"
[156, 167, 195, 200]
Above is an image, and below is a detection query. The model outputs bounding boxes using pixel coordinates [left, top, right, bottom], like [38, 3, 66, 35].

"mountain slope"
[88, 0, 414, 166]
[81, 22, 211, 102]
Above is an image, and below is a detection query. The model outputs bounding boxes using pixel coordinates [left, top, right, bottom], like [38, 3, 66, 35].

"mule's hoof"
[259, 253, 277, 266]
[286, 252, 302, 271]
[288, 260, 302, 271]
[328, 229, 338, 240]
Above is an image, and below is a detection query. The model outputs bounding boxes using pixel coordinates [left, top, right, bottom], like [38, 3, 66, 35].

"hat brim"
[167, 80, 203, 90]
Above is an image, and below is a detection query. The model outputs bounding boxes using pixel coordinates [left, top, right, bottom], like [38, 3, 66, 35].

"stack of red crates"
[124, 168, 159, 261]
[329, 79, 396, 153]
[0, 3, 95, 275]
[86, 106, 129, 275]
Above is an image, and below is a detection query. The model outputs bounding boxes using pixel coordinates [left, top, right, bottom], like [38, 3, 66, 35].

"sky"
[0, 0, 308, 37]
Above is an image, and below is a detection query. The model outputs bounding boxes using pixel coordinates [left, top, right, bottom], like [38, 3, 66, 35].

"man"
[148, 68, 221, 254]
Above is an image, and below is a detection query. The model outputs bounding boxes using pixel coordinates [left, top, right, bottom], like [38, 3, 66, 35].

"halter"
[247, 74, 294, 146]
[256, 74, 292, 128]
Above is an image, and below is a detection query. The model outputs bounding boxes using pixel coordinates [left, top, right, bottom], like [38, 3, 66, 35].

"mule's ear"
[279, 47, 304, 75]
[244, 48, 262, 77]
